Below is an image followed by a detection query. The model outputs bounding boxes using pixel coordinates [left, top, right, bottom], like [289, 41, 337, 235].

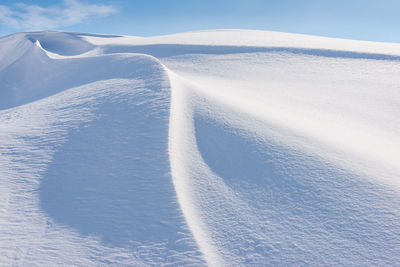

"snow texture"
[0, 30, 399, 266]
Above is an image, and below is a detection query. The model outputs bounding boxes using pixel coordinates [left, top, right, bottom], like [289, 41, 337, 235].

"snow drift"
[0, 30, 399, 266]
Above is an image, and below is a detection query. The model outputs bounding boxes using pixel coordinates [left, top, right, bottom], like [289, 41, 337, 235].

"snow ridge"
[1, 30, 400, 266]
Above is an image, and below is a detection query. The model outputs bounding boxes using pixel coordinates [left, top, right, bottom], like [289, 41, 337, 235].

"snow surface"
[0, 30, 399, 266]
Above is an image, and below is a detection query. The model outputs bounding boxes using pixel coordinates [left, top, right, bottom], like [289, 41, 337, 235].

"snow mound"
[0, 30, 399, 266]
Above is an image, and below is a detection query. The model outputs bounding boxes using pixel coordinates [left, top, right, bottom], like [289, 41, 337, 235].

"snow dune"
[0, 30, 399, 266]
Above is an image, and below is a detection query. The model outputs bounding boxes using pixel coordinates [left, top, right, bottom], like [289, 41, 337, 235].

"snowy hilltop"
[0, 30, 399, 266]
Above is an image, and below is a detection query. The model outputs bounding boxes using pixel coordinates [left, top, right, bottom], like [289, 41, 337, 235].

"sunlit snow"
[1, 30, 399, 266]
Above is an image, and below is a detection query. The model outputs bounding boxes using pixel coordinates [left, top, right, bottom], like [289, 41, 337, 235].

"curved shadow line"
[103, 44, 400, 61]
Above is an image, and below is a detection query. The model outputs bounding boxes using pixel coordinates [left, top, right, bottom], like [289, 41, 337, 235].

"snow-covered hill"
[1, 30, 399, 266]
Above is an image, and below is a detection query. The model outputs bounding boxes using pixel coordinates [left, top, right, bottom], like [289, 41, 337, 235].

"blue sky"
[0, 0, 399, 42]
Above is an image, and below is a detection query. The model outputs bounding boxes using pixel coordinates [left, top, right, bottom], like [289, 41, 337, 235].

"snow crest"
[1, 30, 400, 266]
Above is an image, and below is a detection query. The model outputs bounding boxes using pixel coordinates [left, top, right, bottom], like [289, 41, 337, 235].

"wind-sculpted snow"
[0, 39, 166, 110]
[0, 30, 399, 266]
[104, 44, 400, 61]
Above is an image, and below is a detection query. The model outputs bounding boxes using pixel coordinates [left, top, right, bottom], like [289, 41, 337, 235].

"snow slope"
[0, 30, 399, 266]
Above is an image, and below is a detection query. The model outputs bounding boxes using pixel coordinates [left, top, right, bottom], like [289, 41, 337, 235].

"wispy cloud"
[0, 0, 117, 30]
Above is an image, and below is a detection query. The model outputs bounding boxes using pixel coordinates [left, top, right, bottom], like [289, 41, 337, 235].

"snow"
[0, 29, 399, 266]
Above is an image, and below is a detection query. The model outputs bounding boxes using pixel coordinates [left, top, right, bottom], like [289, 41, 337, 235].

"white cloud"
[0, 0, 117, 30]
